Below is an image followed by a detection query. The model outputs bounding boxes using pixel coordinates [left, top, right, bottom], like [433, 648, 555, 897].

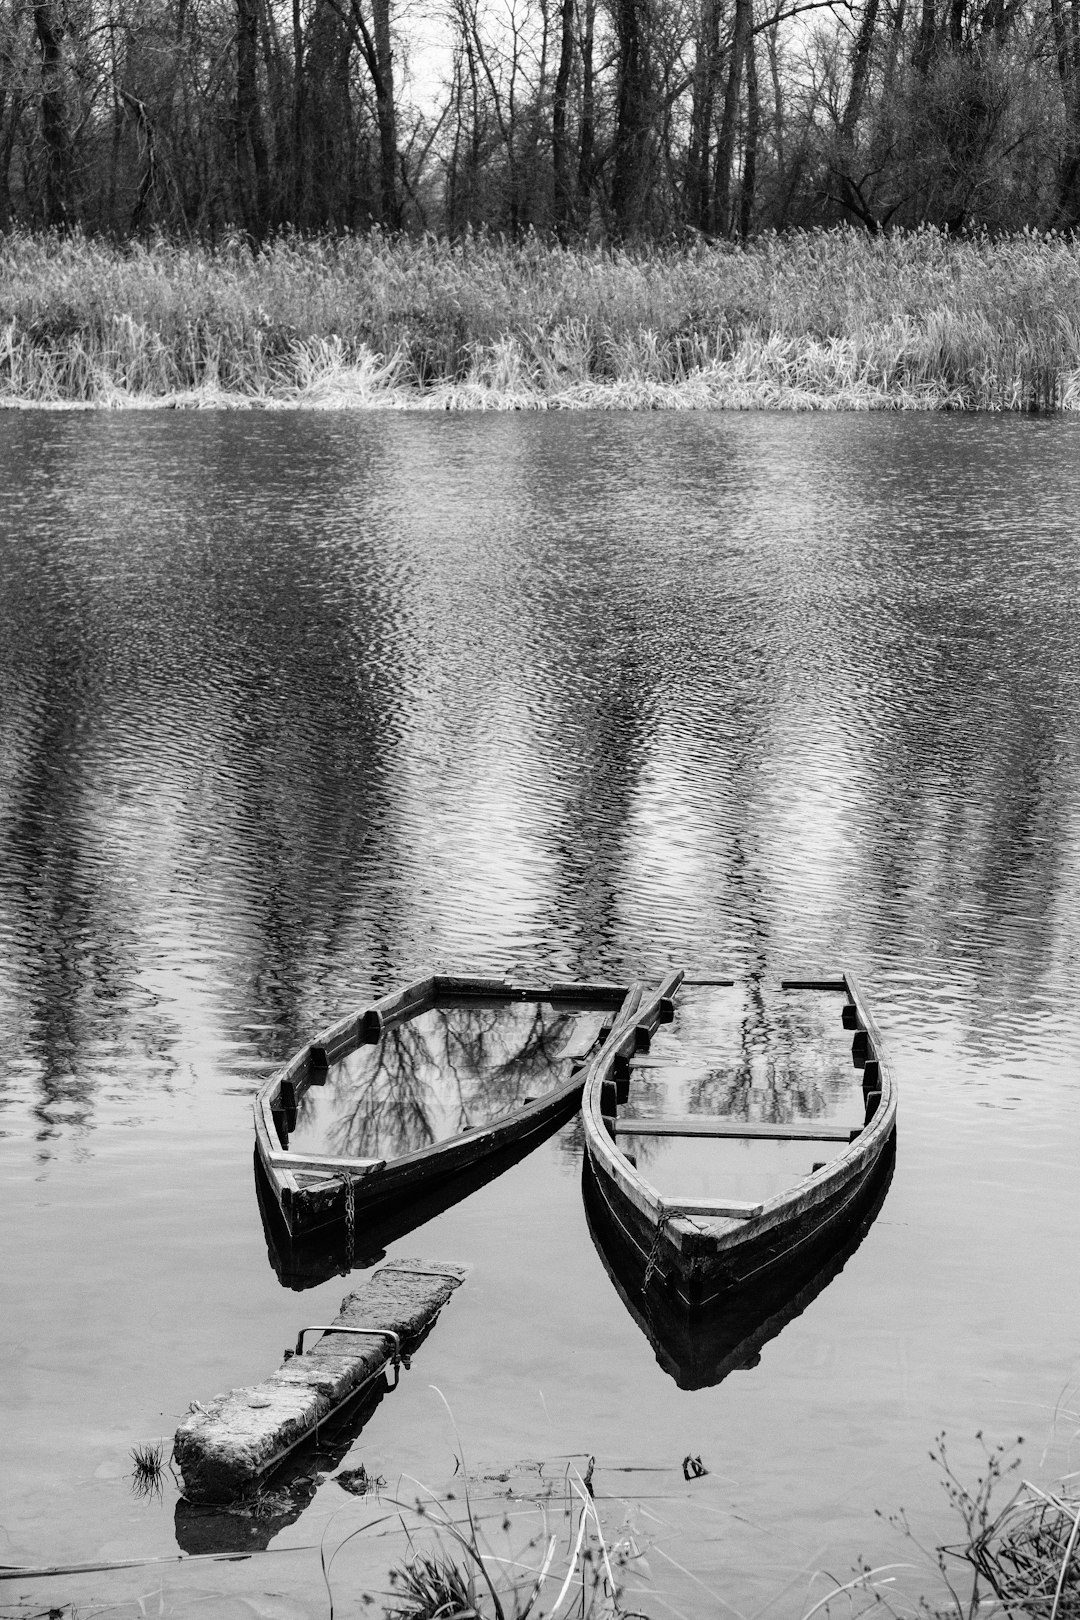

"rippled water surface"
[2, 410, 1080, 1617]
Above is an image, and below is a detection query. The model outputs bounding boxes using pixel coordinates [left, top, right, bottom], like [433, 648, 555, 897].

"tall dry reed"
[4, 226, 1080, 408]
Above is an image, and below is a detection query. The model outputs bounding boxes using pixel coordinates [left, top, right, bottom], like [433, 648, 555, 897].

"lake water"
[2, 409, 1080, 1619]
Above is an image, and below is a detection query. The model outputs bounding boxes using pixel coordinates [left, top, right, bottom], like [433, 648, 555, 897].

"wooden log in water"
[173, 1259, 467, 1504]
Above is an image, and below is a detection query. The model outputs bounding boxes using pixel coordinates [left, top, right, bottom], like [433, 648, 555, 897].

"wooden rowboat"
[580, 971, 897, 1310]
[255, 973, 641, 1241]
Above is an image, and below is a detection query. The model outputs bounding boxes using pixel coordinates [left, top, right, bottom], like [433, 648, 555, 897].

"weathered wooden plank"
[273, 1151, 386, 1172]
[173, 1260, 466, 1504]
[665, 1197, 765, 1218]
[431, 975, 513, 998]
[310, 1013, 364, 1069]
[374, 977, 438, 1025]
[615, 1118, 860, 1142]
[653, 968, 685, 1023]
[279, 1047, 313, 1086]
[558, 1011, 608, 1062]
[543, 982, 628, 1005]
[780, 978, 850, 992]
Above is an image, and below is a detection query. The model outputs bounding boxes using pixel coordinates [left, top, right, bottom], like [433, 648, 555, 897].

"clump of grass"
[933, 1431, 1080, 1620]
[957, 1482, 1080, 1617]
[377, 1477, 630, 1620]
[802, 1432, 1080, 1620]
[130, 1438, 165, 1498]
[386, 1547, 488, 1619]
[3, 226, 1080, 409]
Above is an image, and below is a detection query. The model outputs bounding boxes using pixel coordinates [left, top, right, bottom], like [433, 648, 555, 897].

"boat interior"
[609, 979, 876, 1208]
[271, 984, 622, 1160]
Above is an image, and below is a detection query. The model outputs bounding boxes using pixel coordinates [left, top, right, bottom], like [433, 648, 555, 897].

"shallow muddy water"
[2, 409, 1080, 1618]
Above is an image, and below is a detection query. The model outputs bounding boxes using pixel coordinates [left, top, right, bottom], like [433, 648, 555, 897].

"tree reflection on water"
[289, 999, 580, 1160]
[616, 982, 859, 1179]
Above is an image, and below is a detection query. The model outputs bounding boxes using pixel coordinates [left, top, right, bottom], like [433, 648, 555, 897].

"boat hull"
[580, 972, 898, 1311]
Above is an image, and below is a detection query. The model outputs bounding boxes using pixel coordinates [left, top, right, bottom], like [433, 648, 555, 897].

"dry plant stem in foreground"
[953, 1477, 1080, 1618]
[4, 227, 1080, 410]
[808, 1435, 1080, 1620]
[320, 1443, 638, 1620]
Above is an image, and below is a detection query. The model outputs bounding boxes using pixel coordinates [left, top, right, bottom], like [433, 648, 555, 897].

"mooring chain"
[342, 1172, 356, 1274]
[642, 1213, 669, 1290]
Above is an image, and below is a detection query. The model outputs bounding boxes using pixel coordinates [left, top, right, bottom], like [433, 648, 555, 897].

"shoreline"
[0, 358, 1074, 412]
[0, 382, 993, 410]
[3, 226, 1080, 410]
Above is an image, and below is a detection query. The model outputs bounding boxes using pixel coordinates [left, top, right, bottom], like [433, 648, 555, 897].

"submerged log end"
[173, 1382, 317, 1504]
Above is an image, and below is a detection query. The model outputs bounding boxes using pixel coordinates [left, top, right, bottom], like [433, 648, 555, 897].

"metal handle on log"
[288, 1325, 403, 1385]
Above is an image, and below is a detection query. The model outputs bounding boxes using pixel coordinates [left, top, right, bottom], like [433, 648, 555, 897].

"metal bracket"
[288, 1325, 402, 1386]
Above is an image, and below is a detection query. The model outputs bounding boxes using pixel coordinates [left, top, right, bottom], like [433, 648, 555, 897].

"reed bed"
[802, 1436, 1080, 1620]
[928, 1434, 1080, 1620]
[955, 1482, 1080, 1617]
[4, 227, 1080, 409]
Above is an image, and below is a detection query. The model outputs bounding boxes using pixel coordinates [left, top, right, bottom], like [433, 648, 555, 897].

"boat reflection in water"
[255, 1129, 560, 1289]
[581, 1140, 895, 1391]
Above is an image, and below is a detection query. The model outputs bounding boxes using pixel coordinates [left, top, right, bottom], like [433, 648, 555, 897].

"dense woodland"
[4, 0, 1080, 240]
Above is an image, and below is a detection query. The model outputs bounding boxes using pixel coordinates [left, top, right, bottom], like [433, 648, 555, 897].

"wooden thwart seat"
[664, 1196, 765, 1218]
[557, 1011, 610, 1062]
[613, 1117, 861, 1142]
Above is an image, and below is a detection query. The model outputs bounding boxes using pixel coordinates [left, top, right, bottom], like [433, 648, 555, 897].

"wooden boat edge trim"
[579, 972, 686, 1234]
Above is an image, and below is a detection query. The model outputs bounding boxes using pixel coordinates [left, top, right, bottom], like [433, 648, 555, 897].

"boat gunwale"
[580, 970, 897, 1262]
[254, 973, 636, 1231]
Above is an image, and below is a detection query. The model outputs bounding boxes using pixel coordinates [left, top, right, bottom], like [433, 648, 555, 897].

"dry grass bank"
[3, 227, 1080, 409]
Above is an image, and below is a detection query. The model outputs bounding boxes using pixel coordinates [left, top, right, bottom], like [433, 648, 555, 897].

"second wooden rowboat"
[580, 971, 897, 1309]
[255, 973, 644, 1241]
